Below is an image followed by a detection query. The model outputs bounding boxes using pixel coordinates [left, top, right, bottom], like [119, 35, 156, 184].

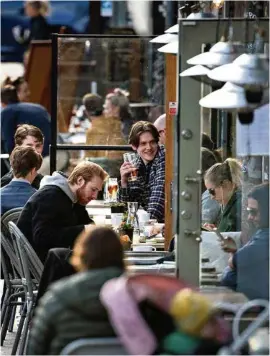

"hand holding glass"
[123, 153, 138, 181]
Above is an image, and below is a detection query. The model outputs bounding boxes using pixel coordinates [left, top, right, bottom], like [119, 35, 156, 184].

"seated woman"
[220, 183, 269, 300]
[26, 226, 125, 355]
[103, 88, 134, 142]
[204, 158, 243, 232]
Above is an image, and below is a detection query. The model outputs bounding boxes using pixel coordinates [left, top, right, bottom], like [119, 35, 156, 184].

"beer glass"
[107, 178, 118, 202]
[123, 152, 138, 182]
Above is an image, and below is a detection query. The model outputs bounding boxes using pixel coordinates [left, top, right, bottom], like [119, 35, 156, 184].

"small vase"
[119, 228, 134, 242]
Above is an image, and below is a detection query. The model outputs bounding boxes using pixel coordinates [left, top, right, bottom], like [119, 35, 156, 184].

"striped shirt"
[118, 145, 165, 222]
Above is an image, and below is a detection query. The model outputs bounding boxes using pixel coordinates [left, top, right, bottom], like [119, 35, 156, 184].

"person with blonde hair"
[24, 0, 50, 41]
[27, 227, 125, 355]
[204, 158, 243, 232]
[103, 88, 134, 142]
[83, 93, 126, 159]
[17, 161, 108, 262]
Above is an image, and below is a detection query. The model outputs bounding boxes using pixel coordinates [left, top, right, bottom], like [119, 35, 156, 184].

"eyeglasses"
[208, 188, 216, 196]
[247, 207, 258, 217]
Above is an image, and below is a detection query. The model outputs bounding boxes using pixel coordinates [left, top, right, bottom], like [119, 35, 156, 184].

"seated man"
[0, 146, 42, 215]
[221, 183, 269, 300]
[154, 113, 166, 146]
[17, 161, 108, 262]
[1, 85, 50, 156]
[1, 124, 45, 189]
[118, 121, 165, 222]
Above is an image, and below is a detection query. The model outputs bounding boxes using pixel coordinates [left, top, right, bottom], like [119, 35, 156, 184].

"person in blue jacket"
[1, 85, 51, 156]
[0, 145, 42, 215]
[221, 183, 269, 300]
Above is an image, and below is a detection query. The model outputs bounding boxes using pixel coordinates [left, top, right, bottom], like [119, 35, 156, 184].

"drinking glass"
[123, 152, 138, 181]
[107, 178, 118, 202]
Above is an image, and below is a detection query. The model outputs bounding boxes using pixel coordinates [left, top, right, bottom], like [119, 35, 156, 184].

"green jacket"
[218, 190, 242, 232]
[27, 267, 123, 355]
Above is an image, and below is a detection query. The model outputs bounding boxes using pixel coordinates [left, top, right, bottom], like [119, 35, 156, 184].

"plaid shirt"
[118, 145, 165, 222]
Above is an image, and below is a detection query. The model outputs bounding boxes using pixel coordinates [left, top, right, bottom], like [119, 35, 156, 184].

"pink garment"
[100, 275, 157, 355]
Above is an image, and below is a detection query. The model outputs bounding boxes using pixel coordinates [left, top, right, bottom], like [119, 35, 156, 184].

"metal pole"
[164, 0, 177, 28]
[50, 33, 58, 174]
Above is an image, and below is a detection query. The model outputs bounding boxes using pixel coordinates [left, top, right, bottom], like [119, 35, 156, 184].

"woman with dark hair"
[27, 227, 125, 355]
[3, 77, 30, 103]
[221, 183, 269, 300]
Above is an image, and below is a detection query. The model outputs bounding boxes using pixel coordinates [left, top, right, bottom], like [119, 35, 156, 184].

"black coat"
[17, 185, 93, 262]
[30, 15, 50, 41]
[0, 170, 43, 190]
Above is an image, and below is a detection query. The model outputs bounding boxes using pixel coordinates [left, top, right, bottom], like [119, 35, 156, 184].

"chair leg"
[1, 291, 25, 345]
[1, 287, 11, 326]
[1, 302, 13, 345]
[18, 300, 33, 355]
[8, 304, 17, 332]
[11, 303, 27, 356]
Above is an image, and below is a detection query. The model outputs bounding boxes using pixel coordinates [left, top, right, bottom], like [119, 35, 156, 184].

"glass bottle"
[126, 202, 139, 230]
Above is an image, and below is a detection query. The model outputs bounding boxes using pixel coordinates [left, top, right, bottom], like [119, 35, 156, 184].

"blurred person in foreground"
[17, 161, 108, 262]
[1, 85, 50, 156]
[1, 124, 44, 189]
[26, 226, 125, 355]
[0, 146, 42, 215]
[118, 121, 165, 222]
[221, 183, 269, 300]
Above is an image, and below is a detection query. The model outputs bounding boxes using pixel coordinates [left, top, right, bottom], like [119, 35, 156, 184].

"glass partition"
[52, 35, 165, 175]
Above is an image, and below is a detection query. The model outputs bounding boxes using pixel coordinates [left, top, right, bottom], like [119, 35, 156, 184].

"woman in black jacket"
[25, 1, 50, 41]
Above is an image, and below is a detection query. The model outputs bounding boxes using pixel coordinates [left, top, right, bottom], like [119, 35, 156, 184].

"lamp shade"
[180, 65, 223, 88]
[208, 54, 269, 88]
[180, 65, 210, 77]
[199, 82, 268, 110]
[150, 33, 178, 44]
[186, 12, 216, 19]
[158, 41, 178, 54]
[165, 24, 178, 34]
[164, 12, 216, 34]
[187, 41, 239, 68]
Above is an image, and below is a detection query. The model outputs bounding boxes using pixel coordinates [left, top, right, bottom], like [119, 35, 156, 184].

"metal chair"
[8, 222, 43, 355]
[8, 222, 43, 281]
[60, 338, 127, 355]
[1, 233, 26, 355]
[1, 207, 23, 236]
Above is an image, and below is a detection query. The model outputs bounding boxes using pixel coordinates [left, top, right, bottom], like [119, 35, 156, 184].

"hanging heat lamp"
[187, 39, 243, 68]
[199, 81, 269, 124]
[179, 65, 223, 89]
[158, 41, 178, 55]
[149, 33, 178, 44]
[208, 30, 269, 105]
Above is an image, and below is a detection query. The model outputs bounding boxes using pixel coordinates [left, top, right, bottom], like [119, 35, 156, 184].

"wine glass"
[107, 178, 118, 202]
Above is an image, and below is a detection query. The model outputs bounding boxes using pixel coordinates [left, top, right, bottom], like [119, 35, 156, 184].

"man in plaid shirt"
[118, 121, 165, 222]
